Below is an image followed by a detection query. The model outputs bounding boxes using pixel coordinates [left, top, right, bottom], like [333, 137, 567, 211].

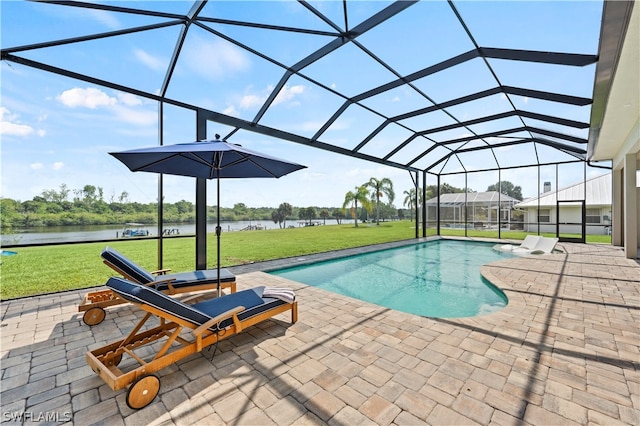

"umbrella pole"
[216, 174, 221, 297]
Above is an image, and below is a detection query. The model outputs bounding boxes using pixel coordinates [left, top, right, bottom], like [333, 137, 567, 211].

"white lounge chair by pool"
[494, 236, 559, 255]
[494, 235, 541, 253]
[527, 237, 559, 255]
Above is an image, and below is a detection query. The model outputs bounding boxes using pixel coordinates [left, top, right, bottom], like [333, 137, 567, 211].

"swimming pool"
[270, 239, 513, 318]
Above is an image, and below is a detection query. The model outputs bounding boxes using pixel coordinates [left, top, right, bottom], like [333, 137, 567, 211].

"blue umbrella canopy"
[110, 139, 306, 179]
[110, 138, 306, 296]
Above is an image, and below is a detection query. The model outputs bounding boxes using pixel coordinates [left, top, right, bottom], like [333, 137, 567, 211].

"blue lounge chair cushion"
[102, 247, 155, 283]
[101, 246, 235, 289]
[106, 277, 286, 329]
[154, 269, 235, 291]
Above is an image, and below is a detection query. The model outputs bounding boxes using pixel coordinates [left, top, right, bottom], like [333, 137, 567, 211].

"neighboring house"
[425, 191, 521, 228]
[514, 174, 612, 235]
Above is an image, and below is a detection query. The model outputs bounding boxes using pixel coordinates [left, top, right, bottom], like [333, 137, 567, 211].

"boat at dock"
[119, 223, 150, 238]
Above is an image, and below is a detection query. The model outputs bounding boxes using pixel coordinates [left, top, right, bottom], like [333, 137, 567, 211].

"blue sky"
[1, 1, 608, 208]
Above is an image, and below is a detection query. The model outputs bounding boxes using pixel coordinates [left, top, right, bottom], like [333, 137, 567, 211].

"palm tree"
[271, 209, 285, 228]
[300, 206, 317, 226]
[319, 209, 330, 225]
[277, 202, 293, 228]
[343, 185, 372, 227]
[403, 188, 423, 222]
[403, 188, 415, 221]
[366, 177, 394, 225]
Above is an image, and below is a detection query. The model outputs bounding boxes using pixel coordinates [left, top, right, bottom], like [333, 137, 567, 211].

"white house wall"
[522, 205, 612, 235]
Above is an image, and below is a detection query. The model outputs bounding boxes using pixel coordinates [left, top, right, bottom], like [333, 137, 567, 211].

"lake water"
[1, 219, 351, 246]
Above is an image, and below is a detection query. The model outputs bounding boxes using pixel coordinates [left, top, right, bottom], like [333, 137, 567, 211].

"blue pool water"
[270, 239, 514, 318]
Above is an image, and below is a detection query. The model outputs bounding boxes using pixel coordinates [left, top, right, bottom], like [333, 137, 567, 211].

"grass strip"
[0, 222, 611, 300]
[1, 222, 418, 299]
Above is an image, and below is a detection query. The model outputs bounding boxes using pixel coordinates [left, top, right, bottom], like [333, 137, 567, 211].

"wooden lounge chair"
[86, 277, 297, 409]
[78, 246, 236, 325]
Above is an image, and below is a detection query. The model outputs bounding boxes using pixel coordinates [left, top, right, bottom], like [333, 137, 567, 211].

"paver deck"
[1, 239, 638, 425]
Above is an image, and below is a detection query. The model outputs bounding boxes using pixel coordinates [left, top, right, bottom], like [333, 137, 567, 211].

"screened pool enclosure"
[2, 0, 636, 265]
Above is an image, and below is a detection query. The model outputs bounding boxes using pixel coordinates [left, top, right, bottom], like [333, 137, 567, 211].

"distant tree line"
[1, 179, 522, 230]
[0, 184, 408, 230]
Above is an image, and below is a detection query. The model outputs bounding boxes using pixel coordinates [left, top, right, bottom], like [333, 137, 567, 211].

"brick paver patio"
[1, 239, 638, 425]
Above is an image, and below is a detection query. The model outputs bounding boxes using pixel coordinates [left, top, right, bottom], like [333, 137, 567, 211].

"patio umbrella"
[110, 137, 306, 295]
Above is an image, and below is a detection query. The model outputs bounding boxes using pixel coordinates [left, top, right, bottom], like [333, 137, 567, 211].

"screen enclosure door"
[556, 200, 586, 243]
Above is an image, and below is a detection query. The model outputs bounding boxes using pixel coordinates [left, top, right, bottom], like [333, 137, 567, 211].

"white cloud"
[1, 120, 34, 136]
[239, 93, 265, 110]
[113, 106, 157, 127]
[117, 92, 143, 107]
[273, 84, 305, 106]
[57, 87, 117, 109]
[325, 117, 350, 131]
[2, 107, 16, 121]
[85, 9, 120, 29]
[0, 106, 40, 137]
[52, 162, 64, 170]
[30, 163, 44, 170]
[133, 48, 165, 71]
[223, 105, 238, 116]
[55, 87, 155, 127]
[184, 36, 250, 80]
[236, 83, 307, 111]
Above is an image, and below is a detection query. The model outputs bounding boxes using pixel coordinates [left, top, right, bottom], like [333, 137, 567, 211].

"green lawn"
[0, 222, 611, 300]
[1, 222, 417, 299]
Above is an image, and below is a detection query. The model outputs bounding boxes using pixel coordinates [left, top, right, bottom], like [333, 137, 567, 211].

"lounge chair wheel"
[126, 374, 160, 410]
[106, 353, 122, 367]
[83, 307, 106, 326]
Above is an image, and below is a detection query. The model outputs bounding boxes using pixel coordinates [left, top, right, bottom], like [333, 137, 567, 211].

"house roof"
[425, 191, 520, 206]
[587, 1, 639, 168]
[515, 173, 611, 208]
